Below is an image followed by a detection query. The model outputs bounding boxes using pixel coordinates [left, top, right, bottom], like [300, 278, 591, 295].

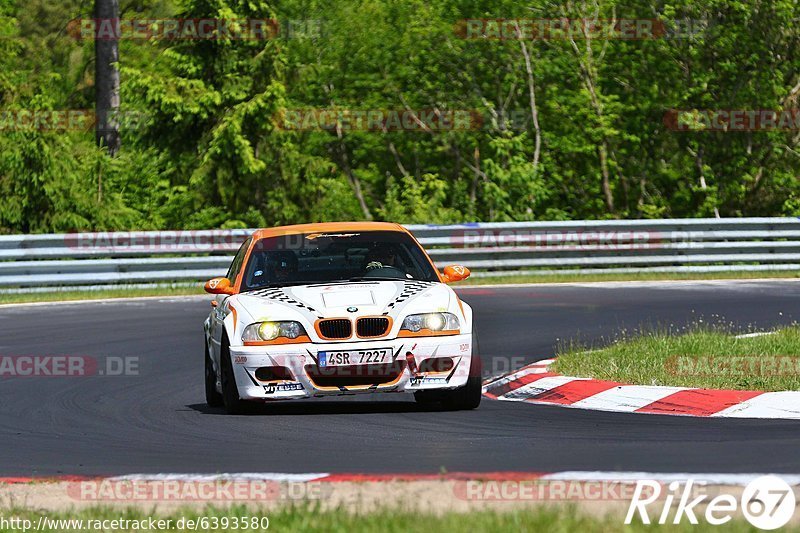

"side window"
[226, 237, 252, 285]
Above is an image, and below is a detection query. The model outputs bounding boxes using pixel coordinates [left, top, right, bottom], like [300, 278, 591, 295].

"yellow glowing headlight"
[400, 312, 459, 333]
[242, 321, 306, 343]
[258, 322, 280, 341]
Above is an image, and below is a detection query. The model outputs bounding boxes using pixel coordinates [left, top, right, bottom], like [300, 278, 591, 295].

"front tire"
[414, 335, 482, 411]
[204, 341, 223, 408]
[440, 356, 482, 410]
[220, 337, 251, 414]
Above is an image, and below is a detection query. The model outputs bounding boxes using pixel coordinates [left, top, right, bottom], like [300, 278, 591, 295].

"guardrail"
[1, 218, 799, 289]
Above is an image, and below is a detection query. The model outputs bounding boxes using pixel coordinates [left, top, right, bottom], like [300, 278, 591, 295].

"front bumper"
[228, 333, 474, 401]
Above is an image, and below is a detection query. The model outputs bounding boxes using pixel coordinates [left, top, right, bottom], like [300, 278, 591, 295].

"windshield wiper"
[243, 277, 418, 292]
[241, 281, 310, 292]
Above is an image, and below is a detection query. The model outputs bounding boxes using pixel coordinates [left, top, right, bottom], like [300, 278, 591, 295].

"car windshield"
[240, 230, 439, 290]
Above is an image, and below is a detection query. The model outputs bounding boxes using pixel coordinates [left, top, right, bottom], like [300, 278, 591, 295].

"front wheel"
[414, 336, 482, 411]
[440, 357, 482, 410]
[204, 341, 223, 408]
[220, 337, 251, 414]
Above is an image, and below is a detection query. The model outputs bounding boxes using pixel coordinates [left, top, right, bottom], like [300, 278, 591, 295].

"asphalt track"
[1, 280, 799, 477]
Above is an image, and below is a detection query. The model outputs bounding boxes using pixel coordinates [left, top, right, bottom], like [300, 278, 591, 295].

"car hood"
[236, 280, 451, 322]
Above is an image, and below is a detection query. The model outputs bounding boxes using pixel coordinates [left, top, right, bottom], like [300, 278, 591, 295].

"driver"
[364, 244, 399, 272]
[267, 251, 299, 282]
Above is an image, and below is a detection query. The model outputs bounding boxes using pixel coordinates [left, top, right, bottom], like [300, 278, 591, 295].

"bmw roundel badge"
[347, 306, 358, 313]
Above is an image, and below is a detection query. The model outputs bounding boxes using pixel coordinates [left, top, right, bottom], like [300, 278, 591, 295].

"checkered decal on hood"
[383, 280, 434, 315]
[249, 287, 321, 318]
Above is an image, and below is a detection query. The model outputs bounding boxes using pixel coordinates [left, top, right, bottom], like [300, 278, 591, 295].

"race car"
[203, 222, 481, 414]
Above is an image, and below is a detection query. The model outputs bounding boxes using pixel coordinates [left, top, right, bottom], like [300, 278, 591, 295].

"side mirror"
[441, 265, 470, 283]
[204, 277, 235, 295]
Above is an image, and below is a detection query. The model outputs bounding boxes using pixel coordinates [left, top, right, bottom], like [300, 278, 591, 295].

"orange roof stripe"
[251, 221, 408, 240]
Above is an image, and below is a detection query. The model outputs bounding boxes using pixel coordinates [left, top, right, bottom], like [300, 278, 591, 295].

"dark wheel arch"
[220, 334, 252, 414]
[204, 338, 223, 407]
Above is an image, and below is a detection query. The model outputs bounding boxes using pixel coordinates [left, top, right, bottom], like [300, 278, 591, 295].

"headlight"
[400, 312, 460, 333]
[242, 321, 307, 343]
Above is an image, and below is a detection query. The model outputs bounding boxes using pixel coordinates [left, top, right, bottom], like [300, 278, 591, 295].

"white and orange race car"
[203, 222, 481, 414]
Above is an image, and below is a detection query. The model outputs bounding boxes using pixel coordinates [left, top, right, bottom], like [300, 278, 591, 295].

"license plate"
[318, 348, 392, 367]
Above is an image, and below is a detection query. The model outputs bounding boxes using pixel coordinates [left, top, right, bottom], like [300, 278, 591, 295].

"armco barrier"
[0, 218, 798, 288]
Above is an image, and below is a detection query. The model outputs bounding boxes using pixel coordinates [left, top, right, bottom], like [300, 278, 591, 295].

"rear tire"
[220, 337, 251, 415]
[204, 341, 223, 408]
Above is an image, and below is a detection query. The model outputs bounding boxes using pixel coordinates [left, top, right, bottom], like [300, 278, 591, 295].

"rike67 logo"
[626, 476, 796, 530]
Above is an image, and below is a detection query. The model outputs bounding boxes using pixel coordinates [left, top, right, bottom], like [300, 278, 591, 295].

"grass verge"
[553, 327, 800, 391]
[0, 504, 785, 532]
[2, 271, 799, 305]
[0, 286, 202, 305]
[461, 270, 800, 286]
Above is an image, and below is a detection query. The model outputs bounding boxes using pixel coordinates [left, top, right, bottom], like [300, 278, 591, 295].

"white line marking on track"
[482, 363, 550, 389]
[541, 471, 800, 485]
[734, 331, 777, 339]
[503, 376, 583, 401]
[457, 279, 800, 290]
[109, 473, 329, 482]
[482, 359, 552, 386]
[0, 294, 207, 309]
